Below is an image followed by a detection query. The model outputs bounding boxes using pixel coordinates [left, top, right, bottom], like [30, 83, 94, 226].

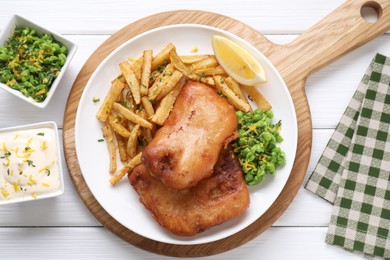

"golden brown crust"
[142, 80, 238, 189]
[129, 147, 249, 236]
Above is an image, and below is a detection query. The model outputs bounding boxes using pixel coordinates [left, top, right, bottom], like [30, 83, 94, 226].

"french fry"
[180, 54, 211, 64]
[149, 70, 161, 85]
[155, 70, 183, 101]
[115, 74, 126, 84]
[96, 79, 125, 122]
[136, 109, 155, 146]
[213, 75, 251, 112]
[201, 76, 215, 87]
[225, 76, 246, 100]
[170, 49, 216, 87]
[110, 152, 142, 186]
[190, 56, 218, 71]
[101, 124, 117, 174]
[126, 124, 141, 159]
[141, 96, 155, 118]
[140, 50, 152, 96]
[148, 63, 175, 101]
[128, 57, 143, 81]
[136, 109, 149, 122]
[169, 48, 199, 81]
[241, 85, 272, 112]
[108, 114, 131, 138]
[194, 66, 226, 76]
[119, 61, 141, 105]
[112, 102, 153, 129]
[151, 81, 184, 125]
[151, 43, 175, 71]
[127, 121, 135, 133]
[140, 127, 153, 146]
[116, 133, 127, 162]
[122, 87, 135, 111]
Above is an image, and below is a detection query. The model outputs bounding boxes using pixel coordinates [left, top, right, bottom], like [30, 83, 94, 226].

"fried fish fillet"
[142, 81, 238, 189]
[129, 147, 250, 236]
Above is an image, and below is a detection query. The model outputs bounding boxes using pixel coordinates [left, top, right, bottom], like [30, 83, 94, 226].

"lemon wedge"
[212, 35, 266, 86]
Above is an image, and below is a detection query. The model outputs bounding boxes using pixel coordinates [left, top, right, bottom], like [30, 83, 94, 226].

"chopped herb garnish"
[0, 151, 11, 158]
[45, 169, 50, 176]
[24, 146, 31, 151]
[199, 72, 205, 82]
[93, 97, 100, 103]
[247, 95, 254, 102]
[7, 169, 10, 175]
[157, 64, 166, 73]
[98, 139, 104, 142]
[26, 160, 36, 167]
[218, 91, 226, 98]
[37, 132, 45, 136]
[125, 91, 132, 100]
[19, 171, 23, 175]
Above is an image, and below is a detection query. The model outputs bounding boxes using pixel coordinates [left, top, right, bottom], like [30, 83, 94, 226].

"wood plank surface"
[0, 227, 362, 260]
[0, 0, 345, 34]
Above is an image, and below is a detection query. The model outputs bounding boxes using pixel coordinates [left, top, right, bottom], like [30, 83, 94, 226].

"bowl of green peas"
[0, 14, 77, 108]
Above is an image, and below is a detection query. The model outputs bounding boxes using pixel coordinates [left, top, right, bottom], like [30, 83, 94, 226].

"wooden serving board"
[63, 0, 390, 257]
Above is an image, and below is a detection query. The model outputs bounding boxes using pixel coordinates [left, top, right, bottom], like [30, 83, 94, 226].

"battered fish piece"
[142, 81, 238, 189]
[129, 148, 250, 236]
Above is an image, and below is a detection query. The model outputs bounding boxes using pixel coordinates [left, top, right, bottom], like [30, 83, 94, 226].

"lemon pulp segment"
[212, 35, 266, 86]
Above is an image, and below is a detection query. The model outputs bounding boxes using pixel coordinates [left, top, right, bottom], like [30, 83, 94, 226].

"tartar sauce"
[0, 127, 60, 201]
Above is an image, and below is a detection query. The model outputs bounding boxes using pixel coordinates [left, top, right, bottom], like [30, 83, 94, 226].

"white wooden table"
[1, 1, 389, 259]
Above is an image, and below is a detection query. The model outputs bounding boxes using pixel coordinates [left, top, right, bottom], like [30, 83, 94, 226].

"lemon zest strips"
[39, 165, 50, 174]
[1, 188, 9, 199]
[12, 146, 35, 158]
[29, 175, 37, 184]
[13, 182, 20, 192]
[40, 141, 48, 149]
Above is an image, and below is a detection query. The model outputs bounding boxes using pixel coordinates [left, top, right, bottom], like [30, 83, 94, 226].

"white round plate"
[75, 24, 298, 245]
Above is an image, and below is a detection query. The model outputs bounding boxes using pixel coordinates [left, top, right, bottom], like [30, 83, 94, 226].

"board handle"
[268, 0, 390, 86]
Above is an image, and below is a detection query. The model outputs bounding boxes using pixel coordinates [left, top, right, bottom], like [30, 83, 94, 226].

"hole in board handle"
[361, 1, 382, 23]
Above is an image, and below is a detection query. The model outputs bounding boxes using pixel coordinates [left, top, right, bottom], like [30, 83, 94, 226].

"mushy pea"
[232, 109, 285, 186]
[0, 27, 67, 102]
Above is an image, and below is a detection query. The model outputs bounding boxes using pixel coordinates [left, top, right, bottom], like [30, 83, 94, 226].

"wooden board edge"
[62, 10, 310, 257]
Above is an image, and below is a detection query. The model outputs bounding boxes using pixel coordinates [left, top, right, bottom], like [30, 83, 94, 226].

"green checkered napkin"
[305, 53, 390, 258]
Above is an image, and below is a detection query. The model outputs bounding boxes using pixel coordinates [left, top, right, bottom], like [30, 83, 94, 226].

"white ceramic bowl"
[0, 14, 77, 108]
[0, 121, 64, 205]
